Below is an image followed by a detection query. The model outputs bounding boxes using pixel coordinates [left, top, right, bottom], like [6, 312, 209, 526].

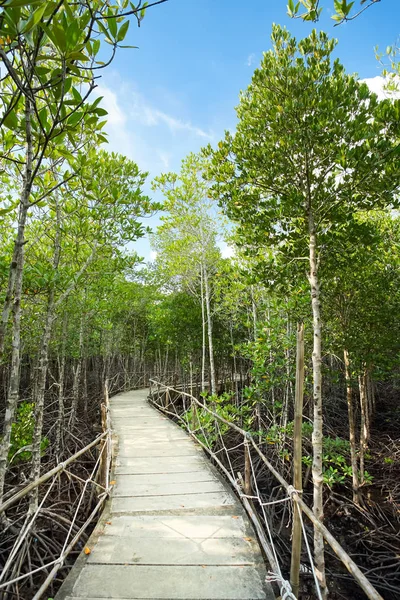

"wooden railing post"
[290, 323, 305, 598]
[165, 387, 170, 409]
[191, 397, 198, 431]
[99, 379, 110, 491]
[244, 435, 252, 497]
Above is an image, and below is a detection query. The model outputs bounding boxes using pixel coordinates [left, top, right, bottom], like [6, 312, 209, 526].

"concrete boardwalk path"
[56, 389, 275, 600]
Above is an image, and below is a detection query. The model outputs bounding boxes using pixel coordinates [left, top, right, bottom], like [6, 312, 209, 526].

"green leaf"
[0, 205, 16, 215]
[67, 51, 90, 62]
[39, 22, 59, 48]
[71, 87, 83, 105]
[92, 39, 100, 56]
[50, 22, 67, 52]
[3, 110, 19, 130]
[117, 20, 129, 43]
[108, 16, 118, 39]
[22, 2, 47, 33]
[4, 0, 42, 6]
[67, 111, 83, 127]
[91, 96, 103, 109]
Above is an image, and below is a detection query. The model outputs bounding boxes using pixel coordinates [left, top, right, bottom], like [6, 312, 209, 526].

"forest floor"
[301, 394, 400, 599]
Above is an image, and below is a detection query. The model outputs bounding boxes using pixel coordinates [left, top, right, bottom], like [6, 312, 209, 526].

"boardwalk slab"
[100, 515, 249, 538]
[115, 430, 189, 440]
[118, 446, 203, 458]
[120, 438, 194, 449]
[67, 564, 267, 599]
[113, 471, 218, 494]
[111, 491, 236, 513]
[56, 389, 274, 600]
[86, 536, 260, 565]
[115, 456, 209, 474]
[114, 480, 226, 497]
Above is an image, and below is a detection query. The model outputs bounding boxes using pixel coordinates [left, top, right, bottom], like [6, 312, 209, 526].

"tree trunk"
[203, 264, 216, 395]
[29, 297, 56, 511]
[0, 247, 18, 359]
[251, 286, 257, 341]
[308, 218, 328, 598]
[200, 265, 206, 391]
[163, 346, 169, 379]
[82, 357, 88, 420]
[0, 96, 33, 502]
[359, 369, 368, 486]
[344, 349, 360, 503]
[55, 312, 68, 460]
[29, 201, 63, 512]
[365, 367, 373, 442]
[70, 312, 85, 428]
[229, 322, 239, 407]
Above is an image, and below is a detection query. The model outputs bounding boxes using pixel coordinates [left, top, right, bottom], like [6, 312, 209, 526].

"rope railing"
[148, 379, 384, 600]
[0, 380, 113, 600]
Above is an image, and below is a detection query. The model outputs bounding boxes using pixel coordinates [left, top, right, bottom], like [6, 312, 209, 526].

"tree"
[205, 26, 399, 597]
[152, 153, 223, 395]
[287, 0, 383, 24]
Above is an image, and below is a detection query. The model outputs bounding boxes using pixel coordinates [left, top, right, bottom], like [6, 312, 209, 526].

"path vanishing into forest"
[56, 389, 274, 600]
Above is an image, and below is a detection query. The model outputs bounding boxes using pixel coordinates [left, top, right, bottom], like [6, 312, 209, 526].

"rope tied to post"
[287, 485, 302, 498]
[265, 572, 297, 600]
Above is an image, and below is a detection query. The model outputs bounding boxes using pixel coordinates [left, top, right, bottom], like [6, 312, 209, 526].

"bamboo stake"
[244, 437, 252, 496]
[290, 322, 305, 598]
[99, 403, 108, 489]
[191, 398, 198, 431]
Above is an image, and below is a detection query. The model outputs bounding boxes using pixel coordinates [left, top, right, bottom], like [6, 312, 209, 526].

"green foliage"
[265, 420, 373, 486]
[287, 0, 380, 24]
[184, 392, 254, 446]
[206, 26, 399, 280]
[151, 152, 222, 291]
[8, 402, 49, 463]
[323, 213, 400, 376]
[265, 421, 313, 445]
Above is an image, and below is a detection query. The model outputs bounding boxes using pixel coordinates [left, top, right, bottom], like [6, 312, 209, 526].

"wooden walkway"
[56, 389, 275, 600]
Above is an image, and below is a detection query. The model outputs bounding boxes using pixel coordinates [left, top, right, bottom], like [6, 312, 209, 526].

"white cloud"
[150, 250, 158, 260]
[131, 99, 213, 139]
[246, 53, 256, 67]
[361, 75, 400, 100]
[158, 151, 171, 171]
[91, 80, 214, 176]
[95, 85, 126, 126]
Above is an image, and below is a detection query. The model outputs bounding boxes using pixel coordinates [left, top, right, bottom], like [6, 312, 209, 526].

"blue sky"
[96, 0, 400, 261]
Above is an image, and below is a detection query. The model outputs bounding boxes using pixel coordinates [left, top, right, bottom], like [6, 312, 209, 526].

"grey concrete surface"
[56, 389, 275, 600]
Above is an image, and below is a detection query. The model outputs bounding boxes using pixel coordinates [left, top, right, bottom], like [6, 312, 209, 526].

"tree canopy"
[287, 0, 383, 23]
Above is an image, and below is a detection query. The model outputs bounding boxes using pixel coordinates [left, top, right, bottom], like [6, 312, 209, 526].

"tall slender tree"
[152, 153, 222, 395]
